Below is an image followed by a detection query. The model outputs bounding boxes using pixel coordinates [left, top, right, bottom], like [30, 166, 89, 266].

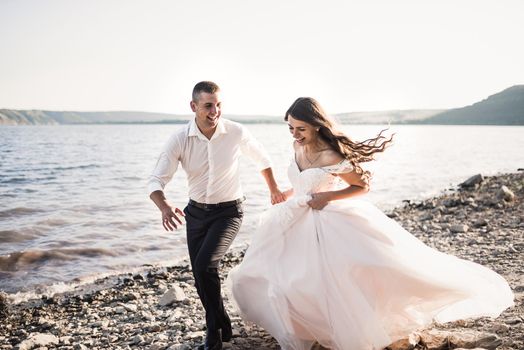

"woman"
[227, 97, 514, 350]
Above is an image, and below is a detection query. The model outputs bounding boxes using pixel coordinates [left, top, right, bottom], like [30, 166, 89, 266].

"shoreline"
[1, 172, 522, 350]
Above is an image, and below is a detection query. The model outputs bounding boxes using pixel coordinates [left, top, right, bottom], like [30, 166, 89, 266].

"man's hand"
[161, 206, 185, 231]
[150, 190, 185, 231]
[270, 189, 286, 205]
[260, 168, 287, 205]
[307, 192, 331, 210]
[282, 188, 294, 200]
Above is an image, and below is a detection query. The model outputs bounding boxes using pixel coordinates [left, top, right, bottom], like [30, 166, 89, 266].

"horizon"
[0, 107, 447, 116]
[2, 83, 520, 117]
[0, 84, 515, 117]
[1, 0, 523, 115]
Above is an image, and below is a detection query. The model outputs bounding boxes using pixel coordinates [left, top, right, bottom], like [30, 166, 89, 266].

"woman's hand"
[307, 192, 331, 210]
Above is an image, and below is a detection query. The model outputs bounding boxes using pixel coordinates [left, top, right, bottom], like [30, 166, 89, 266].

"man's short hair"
[192, 81, 220, 102]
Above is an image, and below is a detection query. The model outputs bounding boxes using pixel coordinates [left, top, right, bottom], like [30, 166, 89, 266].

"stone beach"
[0, 172, 522, 350]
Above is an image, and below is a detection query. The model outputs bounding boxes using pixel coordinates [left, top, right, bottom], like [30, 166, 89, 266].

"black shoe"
[197, 329, 222, 350]
[221, 315, 232, 342]
[221, 326, 232, 342]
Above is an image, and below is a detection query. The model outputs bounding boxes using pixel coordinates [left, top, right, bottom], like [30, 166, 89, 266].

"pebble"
[450, 224, 469, 233]
[498, 185, 516, 202]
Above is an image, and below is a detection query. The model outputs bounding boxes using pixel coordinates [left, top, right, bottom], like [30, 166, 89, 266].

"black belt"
[188, 197, 245, 210]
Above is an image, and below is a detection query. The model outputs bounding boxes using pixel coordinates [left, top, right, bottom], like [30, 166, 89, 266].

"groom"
[148, 81, 285, 350]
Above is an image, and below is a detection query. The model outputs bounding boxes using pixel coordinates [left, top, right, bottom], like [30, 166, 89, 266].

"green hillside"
[1, 85, 523, 125]
[0, 110, 192, 125]
[421, 85, 524, 125]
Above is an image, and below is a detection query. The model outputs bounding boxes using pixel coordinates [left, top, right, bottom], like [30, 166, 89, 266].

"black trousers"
[184, 202, 243, 331]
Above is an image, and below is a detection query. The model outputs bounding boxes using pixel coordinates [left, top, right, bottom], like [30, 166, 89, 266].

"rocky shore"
[1, 172, 522, 350]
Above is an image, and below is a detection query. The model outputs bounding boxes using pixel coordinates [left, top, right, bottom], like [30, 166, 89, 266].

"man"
[148, 81, 285, 350]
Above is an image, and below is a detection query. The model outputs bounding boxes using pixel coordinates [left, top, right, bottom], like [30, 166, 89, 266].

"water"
[1, 123, 523, 298]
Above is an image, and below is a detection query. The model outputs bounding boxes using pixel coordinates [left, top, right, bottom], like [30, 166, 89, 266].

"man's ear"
[190, 101, 197, 112]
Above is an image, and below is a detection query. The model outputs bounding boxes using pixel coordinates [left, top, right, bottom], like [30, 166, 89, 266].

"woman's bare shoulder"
[319, 149, 344, 166]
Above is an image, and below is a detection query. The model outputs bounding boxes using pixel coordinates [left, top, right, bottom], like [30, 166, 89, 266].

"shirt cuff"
[147, 180, 164, 195]
[256, 158, 273, 171]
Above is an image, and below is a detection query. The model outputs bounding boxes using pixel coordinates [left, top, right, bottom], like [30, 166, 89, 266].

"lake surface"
[1, 123, 523, 299]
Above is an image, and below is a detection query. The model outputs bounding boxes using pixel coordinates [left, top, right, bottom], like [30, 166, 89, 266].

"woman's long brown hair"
[285, 97, 393, 179]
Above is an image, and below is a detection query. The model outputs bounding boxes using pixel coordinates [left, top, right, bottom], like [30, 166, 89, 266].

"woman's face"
[287, 115, 319, 146]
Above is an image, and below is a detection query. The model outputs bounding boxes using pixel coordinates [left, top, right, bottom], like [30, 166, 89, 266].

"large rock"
[16, 333, 59, 350]
[0, 292, 8, 317]
[159, 284, 187, 306]
[473, 218, 488, 227]
[386, 332, 421, 349]
[166, 344, 191, 350]
[449, 330, 501, 349]
[74, 344, 89, 350]
[460, 174, 483, 188]
[497, 185, 515, 202]
[419, 329, 501, 350]
[121, 303, 138, 312]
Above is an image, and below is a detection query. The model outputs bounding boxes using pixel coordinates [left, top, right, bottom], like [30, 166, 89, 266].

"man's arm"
[238, 126, 286, 205]
[148, 131, 185, 231]
[260, 167, 286, 204]
[150, 190, 185, 231]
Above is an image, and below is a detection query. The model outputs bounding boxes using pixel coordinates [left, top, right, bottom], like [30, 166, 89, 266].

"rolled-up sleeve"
[239, 127, 272, 171]
[147, 135, 182, 195]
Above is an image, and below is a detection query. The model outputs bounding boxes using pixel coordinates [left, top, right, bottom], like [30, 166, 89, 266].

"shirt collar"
[188, 118, 227, 140]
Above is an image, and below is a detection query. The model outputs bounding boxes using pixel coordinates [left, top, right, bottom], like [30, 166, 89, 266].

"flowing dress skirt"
[227, 196, 514, 350]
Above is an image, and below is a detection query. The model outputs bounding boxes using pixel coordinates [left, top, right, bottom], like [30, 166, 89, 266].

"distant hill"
[0, 110, 193, 125]
[421, 85, 524, 125]
[0, 109, 437, 125]
[334, 109, 444, 124]
[0, 109, 281, 125]
[1, 85, 523, 125]
[0, 110, 59, 125]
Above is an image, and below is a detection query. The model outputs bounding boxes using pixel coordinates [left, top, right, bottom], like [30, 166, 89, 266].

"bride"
[227, 97, 514, 350]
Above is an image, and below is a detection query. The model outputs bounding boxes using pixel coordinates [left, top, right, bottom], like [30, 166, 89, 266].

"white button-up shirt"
[148, 118, 272, 204]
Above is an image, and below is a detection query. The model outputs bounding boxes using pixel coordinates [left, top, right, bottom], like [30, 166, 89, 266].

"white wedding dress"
[227, 159, 514, 350]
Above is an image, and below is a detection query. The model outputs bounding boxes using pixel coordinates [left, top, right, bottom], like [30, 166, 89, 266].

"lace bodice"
[288, 158, 354, 195]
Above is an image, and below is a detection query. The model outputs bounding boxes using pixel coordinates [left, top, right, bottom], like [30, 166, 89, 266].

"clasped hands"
[161, 190, 329, 231]
[270, 189, 287, 205]
[307, 192, 330, 210]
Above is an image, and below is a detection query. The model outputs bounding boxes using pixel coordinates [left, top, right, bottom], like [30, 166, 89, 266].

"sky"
[0, 0, 523, 116]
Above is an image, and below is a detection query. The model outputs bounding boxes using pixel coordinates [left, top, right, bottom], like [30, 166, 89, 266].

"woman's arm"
[307, 170, 369, 210]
